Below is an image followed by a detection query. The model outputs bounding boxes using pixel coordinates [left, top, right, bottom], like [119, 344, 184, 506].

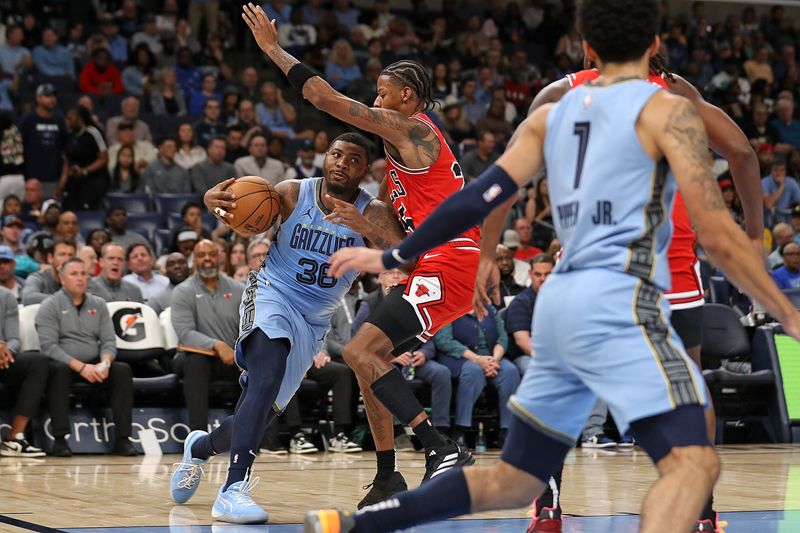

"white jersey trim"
[385, 151, 430, 174]
[664, 289, 702, 300]
[668, 298, 705, 311]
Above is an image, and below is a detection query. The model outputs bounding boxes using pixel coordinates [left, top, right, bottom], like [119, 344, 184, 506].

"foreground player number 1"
[573, 122, 591, 189]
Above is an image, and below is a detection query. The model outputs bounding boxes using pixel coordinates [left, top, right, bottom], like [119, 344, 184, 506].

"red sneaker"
[525, 506, 562, 533]
[694, 512, 727, 533]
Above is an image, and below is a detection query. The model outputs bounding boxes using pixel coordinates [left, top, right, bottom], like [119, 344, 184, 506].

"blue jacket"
[433, 306, 508, 375]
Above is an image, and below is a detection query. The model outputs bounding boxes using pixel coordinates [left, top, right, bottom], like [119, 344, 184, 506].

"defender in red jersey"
[521, 58, 761, 533]
[239, 4, 477, 509]
[384, 112, 481, 340]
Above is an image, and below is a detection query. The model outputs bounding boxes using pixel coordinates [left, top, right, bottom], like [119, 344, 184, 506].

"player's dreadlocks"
[649, 51, 675, 82]
[381, 60, 436, 112]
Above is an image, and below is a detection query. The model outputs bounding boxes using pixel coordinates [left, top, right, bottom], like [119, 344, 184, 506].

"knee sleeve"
[501, 416, 572, 483]
[629, 405, 711, 464]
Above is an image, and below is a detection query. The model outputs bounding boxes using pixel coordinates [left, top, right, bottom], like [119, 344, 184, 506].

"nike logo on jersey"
[300, 207, 313, 219]
[195, 294, 203, 299]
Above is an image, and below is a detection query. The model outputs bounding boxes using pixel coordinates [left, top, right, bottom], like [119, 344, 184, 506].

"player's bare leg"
[342, 324, 435, 434]
[343, 323, 473, 487]
[358, 377, 395, 451]
[344, 327, 410, 508]
[465, 462, 548, 513]
[355, 375, 408, 508]
[685, 345, 716, 442]
[639, 446, 720, 533]
[685, 344, 720, 531]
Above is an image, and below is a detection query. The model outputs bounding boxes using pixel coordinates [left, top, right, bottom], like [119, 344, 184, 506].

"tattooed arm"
[667, 74, 763, 248]
[647, 92, 799, 329]
[274, 179, 301, 219]
[361, 201, 406, 250]
[242, 3, 439, 168]
[323, 197, 405, 250]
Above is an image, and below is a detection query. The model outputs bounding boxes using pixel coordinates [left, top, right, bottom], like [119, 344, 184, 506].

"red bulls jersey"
[384, 113, 481, 246]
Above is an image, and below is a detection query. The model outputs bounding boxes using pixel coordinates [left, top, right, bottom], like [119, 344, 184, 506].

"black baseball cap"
[29, 234, 54, 255]
[36, 83, 56, 97]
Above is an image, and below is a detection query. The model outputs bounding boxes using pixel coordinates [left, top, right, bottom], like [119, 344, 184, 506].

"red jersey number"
[389, 169, 407, 201]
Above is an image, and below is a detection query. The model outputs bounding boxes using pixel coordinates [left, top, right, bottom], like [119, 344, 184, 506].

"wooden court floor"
[3, 445, 799, 532]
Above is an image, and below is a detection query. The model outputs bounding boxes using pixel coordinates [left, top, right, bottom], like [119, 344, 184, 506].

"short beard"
[199, 266, 218, 279]
[325, 180, 352, 196]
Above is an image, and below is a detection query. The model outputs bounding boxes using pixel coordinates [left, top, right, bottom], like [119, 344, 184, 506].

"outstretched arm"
[242, 4, 431, 162]
[327, 106, 552, 277]
[668, 75, 763, 251]
[651, 93, 800, 336]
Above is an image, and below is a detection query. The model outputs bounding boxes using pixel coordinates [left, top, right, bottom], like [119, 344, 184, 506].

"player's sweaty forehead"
[328, 141, 366, 162]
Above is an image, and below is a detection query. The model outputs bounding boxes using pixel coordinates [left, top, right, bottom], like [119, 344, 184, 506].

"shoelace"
[231, 475, 261, 506]
[717, 520, 728, 533]
[172, 461, 205, 489]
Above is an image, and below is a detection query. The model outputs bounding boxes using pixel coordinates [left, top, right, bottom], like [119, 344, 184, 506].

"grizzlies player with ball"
[168, 132, 405, 524]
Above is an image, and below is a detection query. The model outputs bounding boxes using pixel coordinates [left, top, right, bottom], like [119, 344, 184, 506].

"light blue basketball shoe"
[211, 473, 269, 524]
[170, 430, 209, 504]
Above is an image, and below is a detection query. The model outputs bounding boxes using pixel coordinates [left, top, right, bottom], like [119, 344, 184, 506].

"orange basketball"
[225, 176, 282, 237]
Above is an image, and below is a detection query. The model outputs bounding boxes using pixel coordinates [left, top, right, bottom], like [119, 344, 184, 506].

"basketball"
[225, 176, 282, 237]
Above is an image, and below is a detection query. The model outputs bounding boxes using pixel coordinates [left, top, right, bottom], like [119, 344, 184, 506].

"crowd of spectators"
[1, 0, 800, 455]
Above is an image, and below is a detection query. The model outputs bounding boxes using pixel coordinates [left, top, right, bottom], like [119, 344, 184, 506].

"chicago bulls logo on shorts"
[402, 275, 446, 337]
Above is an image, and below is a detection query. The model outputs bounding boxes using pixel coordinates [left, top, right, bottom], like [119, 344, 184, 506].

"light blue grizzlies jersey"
[260, 177, 372, 326]
[544, 80, 676, 291]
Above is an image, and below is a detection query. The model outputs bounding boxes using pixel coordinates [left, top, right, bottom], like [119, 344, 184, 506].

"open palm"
[242, 2, 279, 53]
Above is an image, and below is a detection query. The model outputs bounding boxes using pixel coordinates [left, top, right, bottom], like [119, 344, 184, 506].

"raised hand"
[242, 3, 279, 54]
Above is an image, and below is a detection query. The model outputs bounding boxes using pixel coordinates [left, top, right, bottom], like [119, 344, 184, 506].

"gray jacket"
[143, 158, 191, 194]
[37, 289, 117, 364]
[170, 273, 243, 349]
[147, 284, 174, 316]
[90, 276, 144, 303]
[21, 268, 61, 305]
[111, 230, 152, 253]
[190, 160, 236, 193]
[0, 287, 20, 355]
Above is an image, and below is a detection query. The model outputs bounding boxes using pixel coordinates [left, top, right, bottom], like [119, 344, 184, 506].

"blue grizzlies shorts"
[510, 269, 708, 444]
[236, 271, 329, 411]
